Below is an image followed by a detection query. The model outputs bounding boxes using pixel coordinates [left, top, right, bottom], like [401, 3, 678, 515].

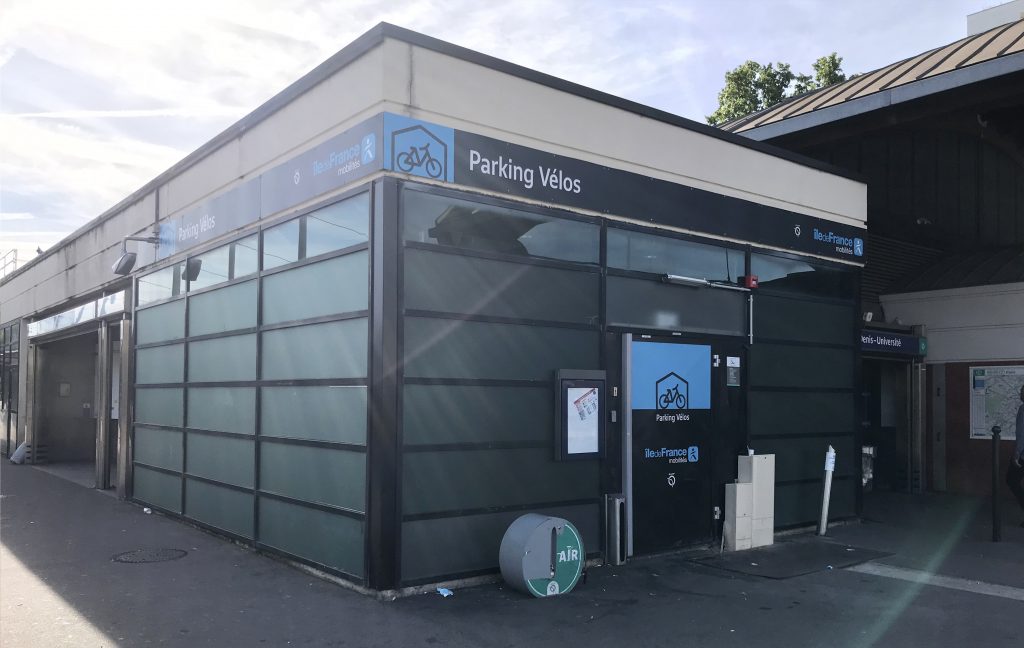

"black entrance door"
[627, 335, 746, 554]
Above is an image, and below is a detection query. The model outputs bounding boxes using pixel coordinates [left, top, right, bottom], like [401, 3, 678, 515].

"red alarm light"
[744, 275, 759, 289]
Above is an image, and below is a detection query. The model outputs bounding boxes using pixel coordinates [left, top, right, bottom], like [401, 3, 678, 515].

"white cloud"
[0, 0, 995, 256]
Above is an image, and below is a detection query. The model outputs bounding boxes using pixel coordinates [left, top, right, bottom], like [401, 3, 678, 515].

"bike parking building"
[0, 24, 867, 594]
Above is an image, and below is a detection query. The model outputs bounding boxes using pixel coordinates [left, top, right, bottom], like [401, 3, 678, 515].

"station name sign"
[860, 330, 927, 357]
[156, 111, 866, 263]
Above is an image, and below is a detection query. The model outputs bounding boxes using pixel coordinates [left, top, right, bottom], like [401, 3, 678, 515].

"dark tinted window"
[608, 228, 744, 282]
[751, 253, 856, 299]
[403, 189, 599, 264]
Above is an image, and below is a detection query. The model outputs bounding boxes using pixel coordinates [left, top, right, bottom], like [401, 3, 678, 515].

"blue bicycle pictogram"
[396, 142, 444, 179]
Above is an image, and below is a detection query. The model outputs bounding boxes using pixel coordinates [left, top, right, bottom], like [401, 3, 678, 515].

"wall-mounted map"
[970, 366, 1023, 440]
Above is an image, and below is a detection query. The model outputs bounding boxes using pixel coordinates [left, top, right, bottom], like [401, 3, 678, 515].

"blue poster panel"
[630, 341, 711, 411]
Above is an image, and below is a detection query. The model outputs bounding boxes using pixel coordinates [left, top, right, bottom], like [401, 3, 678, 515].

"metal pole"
[818, 445, 836, 536]
[992, 425, 1001, 543]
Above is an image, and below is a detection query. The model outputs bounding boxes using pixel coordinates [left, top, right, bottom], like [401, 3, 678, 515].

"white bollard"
[818, 445, 836, 536]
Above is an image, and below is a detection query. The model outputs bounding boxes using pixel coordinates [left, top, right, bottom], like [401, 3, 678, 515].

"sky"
[0, 0, 1000, 268]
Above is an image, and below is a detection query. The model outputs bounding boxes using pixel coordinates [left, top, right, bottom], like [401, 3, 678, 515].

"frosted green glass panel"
[134, 426, 182, 471]
[185, 479, 253, 538]
[403, 248, 598, 324]
[188, 334, 257, 382]
[188, 388, 255, 435]
[259, 442, 365, 511]
[404, 318, 598, 380]
[133, 465, 181, 513]
[188, 281, 257, 337]
[136, 344, 184, 384]
[136, 300, 184, 344]
[261, 386, 366, 444]
[258, 497, 363, 576]
[135, 388, 182, 427]
[186, 432, 254, 488]
[403, 385, 549, 446]
[402, 448, 597, 515]
[261, 319, 367, 380]
[262, 253, 368, 325]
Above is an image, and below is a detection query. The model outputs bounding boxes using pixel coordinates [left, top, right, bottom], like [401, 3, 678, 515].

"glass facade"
[0, 321, 19, 456]
[747, 252, 858, 526]
[130, 179, 860, 589]
[132, 191, 369, 577]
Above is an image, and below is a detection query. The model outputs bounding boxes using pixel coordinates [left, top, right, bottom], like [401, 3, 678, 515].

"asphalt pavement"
[2, 464, 1023, 647]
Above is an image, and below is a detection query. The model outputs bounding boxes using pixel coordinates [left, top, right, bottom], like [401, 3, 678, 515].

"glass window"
[403, 189, 599, 264]
[135, 388, 183, 427]
[403, 318, 599, 381]
[232, 234, 259, 279]
[403, 248, 598, 324]
[751, 253, 856, 299]
[608, 228, 745, 282]
[186, 479, 253, 538]
[133, 466, 181, 513]
[305, 193, 369, 257]
[606, 276, 747, 336]
[135, 300, 185, 344]
[137, 264, 183, 306]
[187, 245, 231, 292]
[188, 280, 257, 337]
[188, 387, 255, 435]
[136, 344, 184, 384]
[258, 496, 364, 576]
[188, 334, 257, 382]
[186, 432, 254, 488]
[134, 426, 183, 471]
[259, 443, 365, 511]
[263, 219, 300, 270]
[261, 319, 367, 380]
[262, 253, 368, 326]
[261, 386, 366, 444]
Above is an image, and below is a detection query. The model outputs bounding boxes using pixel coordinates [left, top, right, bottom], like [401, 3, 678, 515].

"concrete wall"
[968, 1, 1024, 35]
[881, 283, 1024, 364]
[3, 32, 865, 328]
[392, 41, 866, 230]
[940, 361, 1021, 497]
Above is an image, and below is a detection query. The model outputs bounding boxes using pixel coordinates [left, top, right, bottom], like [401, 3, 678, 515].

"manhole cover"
[112, 548, 187, 563]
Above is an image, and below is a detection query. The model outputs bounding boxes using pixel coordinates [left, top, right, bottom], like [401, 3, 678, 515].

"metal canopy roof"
[885, 245, 1024, 294]
[724, 19, 1024, 137]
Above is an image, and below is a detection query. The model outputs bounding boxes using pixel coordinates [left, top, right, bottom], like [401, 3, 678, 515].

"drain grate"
[112, 548, 188, 564]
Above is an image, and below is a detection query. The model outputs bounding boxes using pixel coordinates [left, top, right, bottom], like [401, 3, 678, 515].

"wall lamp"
[112, 234, 161, 276]
[661, 274, 710, 288]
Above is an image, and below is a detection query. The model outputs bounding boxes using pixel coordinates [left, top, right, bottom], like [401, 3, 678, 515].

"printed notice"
[567, 387, 600, 454]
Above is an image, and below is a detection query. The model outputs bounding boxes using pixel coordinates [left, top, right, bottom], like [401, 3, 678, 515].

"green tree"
[707, 53, 846, 126]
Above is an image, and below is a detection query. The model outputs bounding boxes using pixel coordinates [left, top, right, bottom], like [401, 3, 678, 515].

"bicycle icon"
[655, 372, 689, 411]
[658, 384, 687, 410]
[396, 143, 443, 179]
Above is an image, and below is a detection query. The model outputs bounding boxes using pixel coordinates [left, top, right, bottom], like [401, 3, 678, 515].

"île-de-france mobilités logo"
[384, 113, 455, 182]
